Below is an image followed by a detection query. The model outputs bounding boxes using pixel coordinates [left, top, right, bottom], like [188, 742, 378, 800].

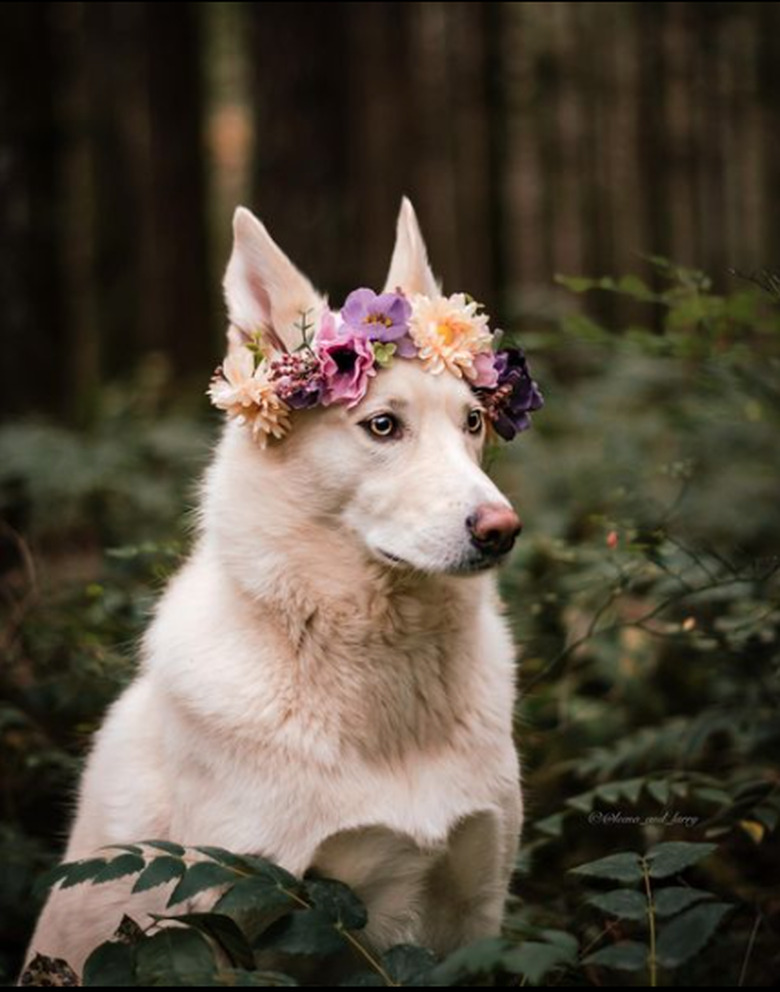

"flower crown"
[208, 287, 543, 445]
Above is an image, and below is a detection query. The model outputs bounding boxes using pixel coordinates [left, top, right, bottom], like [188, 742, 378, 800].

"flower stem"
[641, 857, 657, 987]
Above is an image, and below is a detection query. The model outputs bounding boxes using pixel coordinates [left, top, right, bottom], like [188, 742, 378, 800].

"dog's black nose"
[466, 503, 522, 557]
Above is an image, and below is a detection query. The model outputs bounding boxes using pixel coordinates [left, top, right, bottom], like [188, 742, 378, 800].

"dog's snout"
[466, 503, 522, 557]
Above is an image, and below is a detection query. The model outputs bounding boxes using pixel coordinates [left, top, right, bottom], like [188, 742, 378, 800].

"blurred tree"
[143, 3, 213, 378]
[0, 4, 66, 416]
[0, 3, 213, 423]
[2, 2, 780, 419]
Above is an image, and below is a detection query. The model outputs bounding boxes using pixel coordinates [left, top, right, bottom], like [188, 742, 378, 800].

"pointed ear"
[383, 196, 441, 298]
[223, 206, 326, 353]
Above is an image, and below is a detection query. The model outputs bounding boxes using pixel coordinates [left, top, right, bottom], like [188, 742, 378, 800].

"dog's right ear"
[383, 196, 442, 298]
[223, 206, 327, 354]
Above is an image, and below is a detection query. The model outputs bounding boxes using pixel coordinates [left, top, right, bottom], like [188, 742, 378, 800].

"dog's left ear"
[383, 196, 442, 298]
[223, 206, 327, 353]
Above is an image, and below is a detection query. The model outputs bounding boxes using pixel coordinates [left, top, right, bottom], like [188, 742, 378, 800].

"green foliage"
[571, 842, 730, 980]
[26, 845, 443, 986]
[3, 259, 780, 984]
[495, 258, 780, 987]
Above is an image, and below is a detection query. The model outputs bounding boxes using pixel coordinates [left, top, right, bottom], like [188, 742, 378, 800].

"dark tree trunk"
[247, 2, 355, 299]
[0, 4, 66, 417]
[143, 2, 214, 378]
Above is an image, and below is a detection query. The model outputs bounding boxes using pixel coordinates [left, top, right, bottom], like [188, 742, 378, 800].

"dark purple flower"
[478, 347, 544, 441]
[341, 288, 412, 344]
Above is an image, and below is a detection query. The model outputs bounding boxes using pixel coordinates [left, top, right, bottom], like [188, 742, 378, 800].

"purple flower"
[341, 288, 412, 343]
[479, 347, 544, 440]
[315, 311, 377, 408]
[392, 333, 419, 359]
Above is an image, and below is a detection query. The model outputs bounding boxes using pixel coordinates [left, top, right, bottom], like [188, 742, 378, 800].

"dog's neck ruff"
[208, 287, 543, 446]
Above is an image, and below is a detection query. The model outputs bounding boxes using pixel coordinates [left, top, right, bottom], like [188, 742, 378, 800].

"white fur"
[22, 199, 524, 977]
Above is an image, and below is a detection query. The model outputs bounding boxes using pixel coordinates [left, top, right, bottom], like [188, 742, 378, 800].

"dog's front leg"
[416, 805, 516, 957]
[499, 780, 523, 898]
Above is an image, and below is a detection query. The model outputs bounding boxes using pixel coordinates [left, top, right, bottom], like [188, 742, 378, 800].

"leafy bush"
[3, 261, 779, 985]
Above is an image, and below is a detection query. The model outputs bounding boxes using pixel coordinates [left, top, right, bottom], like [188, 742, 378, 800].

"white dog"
[22, 198, 525, 978]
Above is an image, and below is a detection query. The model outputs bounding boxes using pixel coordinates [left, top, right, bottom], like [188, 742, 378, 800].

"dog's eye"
[363, 413, 401, 440]
[467, 409, 484, 434]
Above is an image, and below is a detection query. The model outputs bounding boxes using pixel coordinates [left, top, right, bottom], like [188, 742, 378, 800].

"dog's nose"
[466, 503, 522, 557]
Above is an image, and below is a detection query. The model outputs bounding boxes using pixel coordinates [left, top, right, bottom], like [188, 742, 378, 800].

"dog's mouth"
[375, 548, 411, 567]
[374, 546, 505, 574]
[451, 554, 504, 574]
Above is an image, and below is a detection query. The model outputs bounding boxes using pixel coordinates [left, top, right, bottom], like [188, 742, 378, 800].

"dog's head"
[204, 199, 525, 579]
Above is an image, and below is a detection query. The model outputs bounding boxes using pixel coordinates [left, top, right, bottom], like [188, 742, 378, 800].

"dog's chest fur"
[129, 544, 519, 874]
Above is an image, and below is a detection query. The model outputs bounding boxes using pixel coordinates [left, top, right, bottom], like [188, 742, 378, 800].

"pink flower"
[315, 311, 377, 408]
[470, 351, 499, 388]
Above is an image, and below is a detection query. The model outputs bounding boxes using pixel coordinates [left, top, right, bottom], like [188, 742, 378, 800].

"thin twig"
[526, 574, 757, 690]
[738, 911, 761, 987]
[642, 858, 657, 988]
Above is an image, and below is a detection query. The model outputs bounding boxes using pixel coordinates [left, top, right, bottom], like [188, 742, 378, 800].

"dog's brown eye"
[467, 409, 484, 434]
[363, 413, 400, 440]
